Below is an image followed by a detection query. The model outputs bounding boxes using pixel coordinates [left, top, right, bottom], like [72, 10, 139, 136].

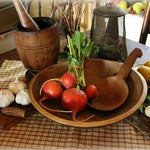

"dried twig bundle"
[56, 0, 92, 37]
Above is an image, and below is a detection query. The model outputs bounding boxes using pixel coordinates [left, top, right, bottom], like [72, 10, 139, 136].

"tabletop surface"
[0, 38, 150, 150]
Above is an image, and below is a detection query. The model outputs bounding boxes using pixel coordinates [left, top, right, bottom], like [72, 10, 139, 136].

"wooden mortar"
[13, 17, 60, 79]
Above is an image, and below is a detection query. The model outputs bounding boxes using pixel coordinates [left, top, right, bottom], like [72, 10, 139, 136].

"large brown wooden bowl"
[28, 58, 147, 127]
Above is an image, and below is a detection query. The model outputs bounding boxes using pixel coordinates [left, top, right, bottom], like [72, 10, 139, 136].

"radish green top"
[60, 31, 98, 88]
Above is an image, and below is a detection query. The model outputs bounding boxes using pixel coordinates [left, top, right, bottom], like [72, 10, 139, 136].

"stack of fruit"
[127, 0, 147, 15]
[137, 60, 150, 117]
[107, 0, 148, 15]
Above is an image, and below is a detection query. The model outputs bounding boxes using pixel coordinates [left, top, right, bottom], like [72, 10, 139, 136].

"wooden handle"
[50, 5, 57, 18]
[1, 107, 26, 118]
[117, 48, 143, 80]
[12, 0, 40, 31]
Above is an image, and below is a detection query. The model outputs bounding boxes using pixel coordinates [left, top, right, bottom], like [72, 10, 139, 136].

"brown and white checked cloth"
[0, 60, 150, 150]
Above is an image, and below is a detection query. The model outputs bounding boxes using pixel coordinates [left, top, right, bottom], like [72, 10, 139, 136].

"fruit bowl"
[28, 58, 147, 127]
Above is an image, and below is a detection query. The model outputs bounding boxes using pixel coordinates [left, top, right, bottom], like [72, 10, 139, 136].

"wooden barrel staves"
[13, 17, 60, 75]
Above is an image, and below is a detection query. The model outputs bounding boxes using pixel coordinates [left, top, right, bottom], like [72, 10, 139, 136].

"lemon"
[117, 0, 127, 10]
[143, 0, 148, 10]
[137, 65, 150, 81]
[144, 60, 150, 67]
[133, 2, 144, 14]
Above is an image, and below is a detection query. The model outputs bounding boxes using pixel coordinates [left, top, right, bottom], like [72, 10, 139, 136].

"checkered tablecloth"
[0, 60, 150, 150]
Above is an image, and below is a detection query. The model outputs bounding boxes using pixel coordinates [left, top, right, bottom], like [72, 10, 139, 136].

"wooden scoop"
[12, 0, 40, 31]
[88, 48, 143, 111]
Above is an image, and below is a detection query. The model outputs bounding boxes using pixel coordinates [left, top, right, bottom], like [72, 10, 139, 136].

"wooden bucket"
[13, 17, 60, 73]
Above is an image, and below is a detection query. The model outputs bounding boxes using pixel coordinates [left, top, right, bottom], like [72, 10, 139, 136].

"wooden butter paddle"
[1, 107, 26, 118]
[88, 48, 143, 111]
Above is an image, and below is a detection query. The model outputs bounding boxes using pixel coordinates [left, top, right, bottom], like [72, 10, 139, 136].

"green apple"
[133, 2, 144, 14]
[117, 0, 127, 10]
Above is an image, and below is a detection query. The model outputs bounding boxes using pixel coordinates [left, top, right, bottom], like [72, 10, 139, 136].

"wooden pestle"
[12, 0, 40, 31]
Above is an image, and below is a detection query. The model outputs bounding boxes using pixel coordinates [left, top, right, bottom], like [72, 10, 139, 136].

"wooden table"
[1, 38, 150, 66]
[0, 38, 150, 150]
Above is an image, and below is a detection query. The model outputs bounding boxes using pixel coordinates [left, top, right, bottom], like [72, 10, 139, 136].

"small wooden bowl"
[29, 58, 147, 127]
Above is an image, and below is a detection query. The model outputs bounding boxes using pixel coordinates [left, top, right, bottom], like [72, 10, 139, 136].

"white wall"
[125, 14, 150, 47]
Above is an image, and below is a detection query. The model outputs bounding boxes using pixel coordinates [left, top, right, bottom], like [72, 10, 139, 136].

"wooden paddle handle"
[117, 48, 143, 80]
[1, 107, 26, 118]
[12, 0, 40, 31]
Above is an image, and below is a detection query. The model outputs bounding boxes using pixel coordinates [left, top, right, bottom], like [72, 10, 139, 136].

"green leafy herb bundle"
[60, 31, 98, 89]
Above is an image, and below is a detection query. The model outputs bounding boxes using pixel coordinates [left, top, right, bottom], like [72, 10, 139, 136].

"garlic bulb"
[15, 89, 31, 106]
[145, 105, 150, 117]
[9, 76, 27, 94]
[0, 89, 15, 108]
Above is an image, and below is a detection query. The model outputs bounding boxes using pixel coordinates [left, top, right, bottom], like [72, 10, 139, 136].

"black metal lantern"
[90, 5, 127, 61]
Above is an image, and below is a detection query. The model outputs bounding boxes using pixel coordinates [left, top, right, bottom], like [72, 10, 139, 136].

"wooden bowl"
[29, 58, 147, 127]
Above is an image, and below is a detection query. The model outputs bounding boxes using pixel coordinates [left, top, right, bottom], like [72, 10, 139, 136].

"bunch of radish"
[39, 72, 97, 121]
[39, 31, 99, 121]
